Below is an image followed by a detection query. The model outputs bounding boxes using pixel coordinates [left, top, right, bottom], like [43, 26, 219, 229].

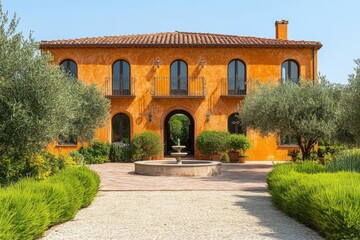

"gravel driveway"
[42, 163, 323, 240]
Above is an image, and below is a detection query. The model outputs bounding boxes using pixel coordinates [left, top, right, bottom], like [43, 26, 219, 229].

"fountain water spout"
[171, 139, 187, 164]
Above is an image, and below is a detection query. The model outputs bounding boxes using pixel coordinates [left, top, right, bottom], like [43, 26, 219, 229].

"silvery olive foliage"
[239, 78, 341, 160]
[337, 59, 360, 144]
[0, 6, 109, 156]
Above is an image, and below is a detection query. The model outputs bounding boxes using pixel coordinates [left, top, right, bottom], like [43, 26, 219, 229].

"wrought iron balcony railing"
[151, 76, 206, 98]
[105, 77, 136, 97]
[220, 77, 247, 97]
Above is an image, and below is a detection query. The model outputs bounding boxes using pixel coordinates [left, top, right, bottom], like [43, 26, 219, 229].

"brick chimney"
[275, 20, 288, 40]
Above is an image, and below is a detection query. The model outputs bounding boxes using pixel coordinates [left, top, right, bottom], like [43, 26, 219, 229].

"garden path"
[42, 162, 323, 240]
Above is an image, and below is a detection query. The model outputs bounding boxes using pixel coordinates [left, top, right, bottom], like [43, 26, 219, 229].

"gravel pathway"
[42, 163, 323, 239]
[43, 191, 322, 240]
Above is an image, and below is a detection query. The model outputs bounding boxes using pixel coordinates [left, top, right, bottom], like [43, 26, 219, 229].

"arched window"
[281, 60, 299, 84]
[228, 59, 246, 95]
[60, 59, 77, 78]
[112, 113, 130, 143]
[170, 60, 188, 95]
[112, 60, 130, 95]
[228, 113, 245, 134]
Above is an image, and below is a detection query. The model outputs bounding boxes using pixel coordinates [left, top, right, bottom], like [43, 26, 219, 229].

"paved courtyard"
[92, 162, 273, 191]
[43, 162, 323, 240]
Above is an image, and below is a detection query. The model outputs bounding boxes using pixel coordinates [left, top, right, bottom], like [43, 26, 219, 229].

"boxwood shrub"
[196, 130, 230, 155]
[131, 131, 162, 161]
[0, 166, 100, 240]
[267, 162, 360, 239]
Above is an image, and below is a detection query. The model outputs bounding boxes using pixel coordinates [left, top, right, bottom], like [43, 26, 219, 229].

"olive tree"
[239, 79, 340, 160]
[338, 60, 360, 144]
[67, 82, 110, 143]
[0, 6, 109, 157]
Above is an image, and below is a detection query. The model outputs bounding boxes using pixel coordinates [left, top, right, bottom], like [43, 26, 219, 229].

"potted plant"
[196, 131, 229, 161]
[226, 134, 251, 163]
[131, 131, 163, 161]
[287, 149, 300, 162]
[238, 153, 249, 163]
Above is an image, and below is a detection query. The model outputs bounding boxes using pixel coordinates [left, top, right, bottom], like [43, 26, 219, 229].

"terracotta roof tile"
[40, 31, 322, 48]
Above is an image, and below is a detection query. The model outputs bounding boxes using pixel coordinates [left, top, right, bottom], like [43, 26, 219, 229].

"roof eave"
[39, 43, 322, 49]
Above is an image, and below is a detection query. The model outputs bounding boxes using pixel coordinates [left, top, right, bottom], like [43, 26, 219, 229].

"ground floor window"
[280, 131, 297, 145]
[228, 113, 245, 134]
[57, 134, 77, 146]
[112, 113, 130, 143]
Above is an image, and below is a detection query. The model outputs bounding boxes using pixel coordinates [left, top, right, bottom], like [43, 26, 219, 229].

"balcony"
[220, 78, 246, 98]
[104, 77, 136, 98]
[151, 77, 206, 98]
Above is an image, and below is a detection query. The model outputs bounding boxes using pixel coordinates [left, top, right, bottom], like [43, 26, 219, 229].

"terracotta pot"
[201, 154, 210, 160]
[228, 151, 240, 163]
[238, 156, 246, 163]
[210, 153, 221, 161]
[143, 156, 152, 160]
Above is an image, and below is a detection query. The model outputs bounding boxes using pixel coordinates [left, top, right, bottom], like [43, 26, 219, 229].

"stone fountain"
[171, 139, 187, 164]
[134, 139, 222, 177]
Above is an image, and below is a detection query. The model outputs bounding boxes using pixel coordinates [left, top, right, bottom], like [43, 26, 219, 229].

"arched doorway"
[164, 110, 194, 156]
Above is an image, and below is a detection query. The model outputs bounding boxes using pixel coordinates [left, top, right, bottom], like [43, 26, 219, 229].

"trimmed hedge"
[0, 166, 100, 240]
[196, 130, 230, 155]
[131, 131, 162, 161]
[267, 162, 360, 239]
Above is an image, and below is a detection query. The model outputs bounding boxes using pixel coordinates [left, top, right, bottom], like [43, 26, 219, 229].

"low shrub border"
[0, 166, 100, 240]
[267, 162, 360, 239]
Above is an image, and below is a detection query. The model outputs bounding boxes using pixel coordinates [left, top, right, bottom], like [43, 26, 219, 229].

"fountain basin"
[171, 152, 188, 158]
[134, 160, 221, 176]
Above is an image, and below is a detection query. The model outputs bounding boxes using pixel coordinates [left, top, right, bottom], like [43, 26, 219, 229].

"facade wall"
[44, 46, 318, 160]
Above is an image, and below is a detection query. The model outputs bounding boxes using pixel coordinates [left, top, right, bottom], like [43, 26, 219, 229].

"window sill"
[105, 95, 135, 99]
[56, 144, 78, 147]
[278, 144, 298, 148]
[152, 95, 205, 99]
[220, 95, 246, 99]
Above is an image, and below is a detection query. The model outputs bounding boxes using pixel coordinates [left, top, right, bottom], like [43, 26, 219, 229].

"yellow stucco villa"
[40, 20, 322, 160]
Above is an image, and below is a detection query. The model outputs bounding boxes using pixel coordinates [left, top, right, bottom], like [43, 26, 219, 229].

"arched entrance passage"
[164, 110, 194, 156]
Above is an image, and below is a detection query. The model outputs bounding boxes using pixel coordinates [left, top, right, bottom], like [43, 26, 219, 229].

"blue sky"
[3, 0, 360, 84]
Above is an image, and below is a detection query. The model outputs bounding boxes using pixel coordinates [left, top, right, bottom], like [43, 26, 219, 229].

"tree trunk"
[298, 139, 316, 160]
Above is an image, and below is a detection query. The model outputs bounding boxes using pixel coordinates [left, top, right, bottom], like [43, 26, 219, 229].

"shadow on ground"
[232, 193, 323, 239]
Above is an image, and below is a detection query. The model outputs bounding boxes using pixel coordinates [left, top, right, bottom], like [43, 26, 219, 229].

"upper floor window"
[60, 59, 77, 78]
[228, 113, 245, 135]
[228, 59, 246, 95]
[113, 60, 130, 95]
[281, 60, 299, 84]
[170, 59, 188, 95]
